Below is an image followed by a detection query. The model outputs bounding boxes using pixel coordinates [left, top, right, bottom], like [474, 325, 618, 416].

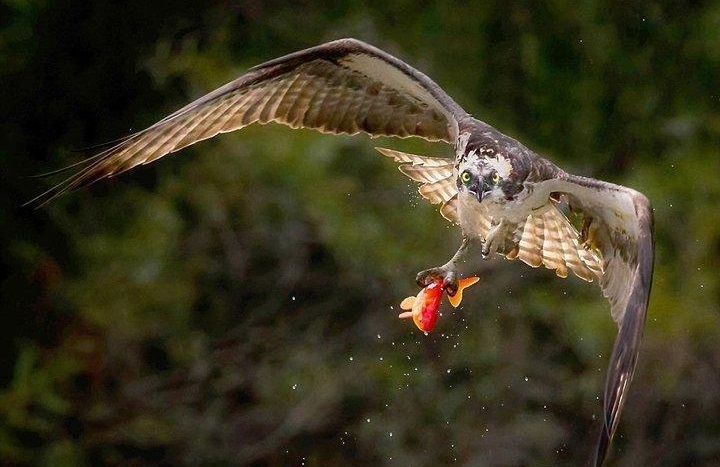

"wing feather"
[375, 147, 462, 225]
[418, 179, 456, 204]
[504, 174, 652, 465]
[547, 175, 653, 467]
[541, 209, 568, 277]
[400, 165, 454, 183]
[31, 38, 468, 206]
[517, 214, 543, 268]
[548, 207, 600, 282]
[506, 204, 595, 279]
[439, 195, 460, 224]
[375, 147, 452, 168]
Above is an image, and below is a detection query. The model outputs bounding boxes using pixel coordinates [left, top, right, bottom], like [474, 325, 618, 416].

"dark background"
[2, 1, 719, 465]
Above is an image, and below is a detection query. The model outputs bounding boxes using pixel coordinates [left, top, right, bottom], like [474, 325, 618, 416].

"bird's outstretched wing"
[490, 174, 652, 465]
[547, 174, 654, 466]
[502, 203, 603, 282]
[30, 38, 468, 205]
[375, 147, 463, 225]
[482, 174, 651, 464]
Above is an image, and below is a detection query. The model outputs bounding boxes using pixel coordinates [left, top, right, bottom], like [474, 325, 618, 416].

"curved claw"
[416, 268, 439, 287]
[481, 237, 499, 258]
[481, 243, 491, 258]
[443, 272, 459, 296]
[416, 267, 458, 296]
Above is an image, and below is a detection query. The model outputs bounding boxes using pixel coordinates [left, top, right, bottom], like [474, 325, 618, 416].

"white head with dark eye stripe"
[457, 150, 516, 203]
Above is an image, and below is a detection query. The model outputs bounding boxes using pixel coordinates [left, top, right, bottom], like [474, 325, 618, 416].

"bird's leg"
[481, 218, 511, 258]
[416, 235, 475, 296]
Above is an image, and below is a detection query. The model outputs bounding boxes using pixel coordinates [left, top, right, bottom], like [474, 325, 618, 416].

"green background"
[2, 1, 719, 465]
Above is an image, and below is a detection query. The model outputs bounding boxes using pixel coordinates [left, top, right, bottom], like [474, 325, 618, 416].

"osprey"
[31, 38, 654, 465]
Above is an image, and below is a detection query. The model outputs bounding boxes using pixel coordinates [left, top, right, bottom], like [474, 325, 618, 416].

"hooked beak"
[468, 179, 489, 202]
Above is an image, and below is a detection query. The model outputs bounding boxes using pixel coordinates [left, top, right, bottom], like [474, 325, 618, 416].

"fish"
[398, 276, 479, 332]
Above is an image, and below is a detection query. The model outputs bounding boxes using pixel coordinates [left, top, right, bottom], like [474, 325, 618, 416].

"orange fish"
[398, 276, 479, 332]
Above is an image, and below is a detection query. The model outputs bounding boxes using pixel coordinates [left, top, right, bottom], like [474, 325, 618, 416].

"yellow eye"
[460, 170, 472, 185]
[492, 173, 501, 184]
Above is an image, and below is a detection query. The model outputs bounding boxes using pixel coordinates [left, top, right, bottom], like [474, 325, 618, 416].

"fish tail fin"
[448, 276, 480, 308]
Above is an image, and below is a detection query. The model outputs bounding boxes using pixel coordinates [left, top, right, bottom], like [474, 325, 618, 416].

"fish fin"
[459, 276, 480, 289]
[398, 311, 414, 319]
[448, 291, 463, 308]
[400, 296, 416, 310]
[447, 276, 480, 308]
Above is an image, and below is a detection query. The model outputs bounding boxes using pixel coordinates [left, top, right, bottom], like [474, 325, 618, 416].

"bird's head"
[456, 149, 519, 203]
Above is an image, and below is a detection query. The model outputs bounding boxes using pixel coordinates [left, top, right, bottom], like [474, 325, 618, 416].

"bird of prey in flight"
[31, 38, 654, 465]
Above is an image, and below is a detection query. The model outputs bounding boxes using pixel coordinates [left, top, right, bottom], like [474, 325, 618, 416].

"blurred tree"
[1, 1, 719, 466]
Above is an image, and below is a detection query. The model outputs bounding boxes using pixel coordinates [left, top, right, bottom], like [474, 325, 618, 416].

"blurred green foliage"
[1, 1, 720, 465]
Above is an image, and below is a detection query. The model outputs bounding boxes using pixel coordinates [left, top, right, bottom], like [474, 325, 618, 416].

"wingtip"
[593, 424, 611, 467]
[22, 185, 63, 210]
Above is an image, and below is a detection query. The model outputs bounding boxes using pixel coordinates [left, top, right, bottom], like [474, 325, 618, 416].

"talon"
[443, 272, 459, 296]
[416, 267, 443, 287]
[399, 274, 480, 332]
[481, 245, 490, 258]
[416, 267, 459, 295]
